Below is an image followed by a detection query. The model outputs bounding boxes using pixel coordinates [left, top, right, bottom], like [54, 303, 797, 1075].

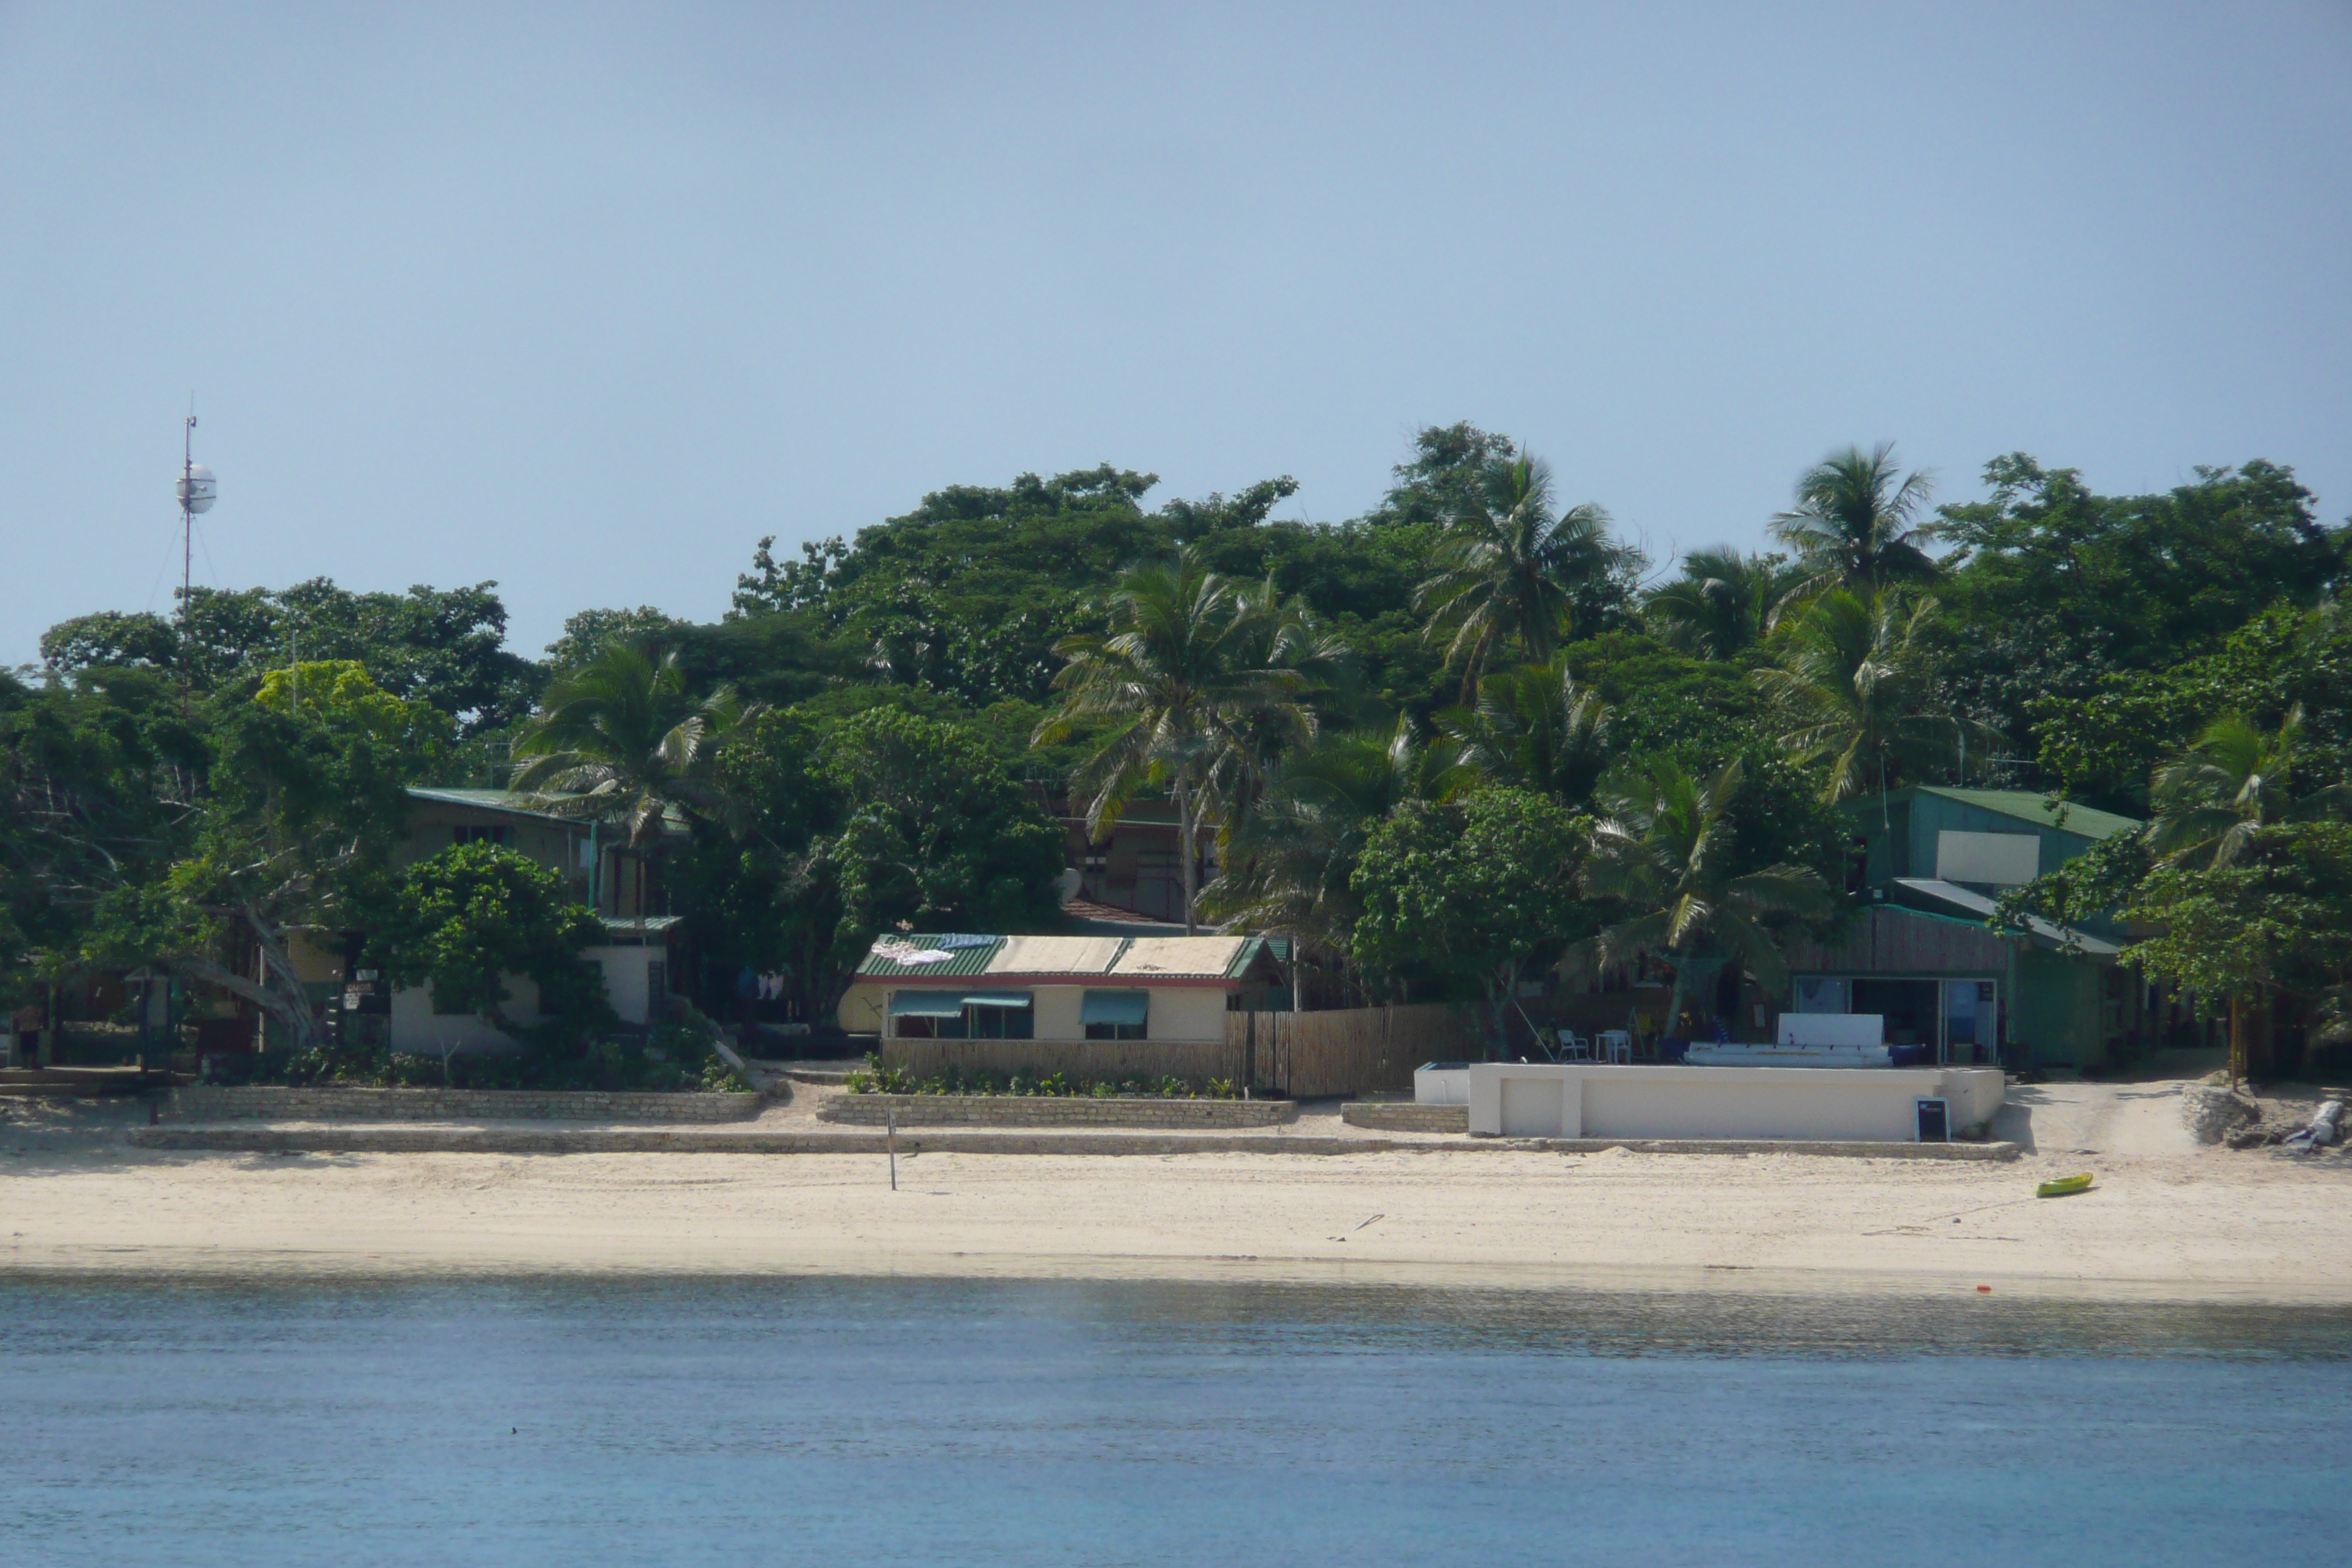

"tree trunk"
[1175, 772, 1199, 935]
[2229, 992, 2244, 1090]
[1660, 947, 1692, 1044]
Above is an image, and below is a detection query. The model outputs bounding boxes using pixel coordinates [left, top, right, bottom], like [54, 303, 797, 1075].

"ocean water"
[2, 1273, 2348, 1566]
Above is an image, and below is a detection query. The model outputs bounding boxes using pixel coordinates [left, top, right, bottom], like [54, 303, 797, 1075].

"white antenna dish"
[177, 461, 216, 514]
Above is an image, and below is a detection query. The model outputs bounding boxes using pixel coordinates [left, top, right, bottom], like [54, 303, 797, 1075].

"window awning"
[1080, 990, 1150, 1025]
[960, 990, 1034, 1009]
[888, 991, 967, 1017]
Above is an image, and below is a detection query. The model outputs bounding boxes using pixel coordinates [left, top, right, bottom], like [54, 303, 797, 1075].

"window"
[1082, 990, 1148, 1041]
[455, 824, 513, 847]
[890, 990, 1033, 1040]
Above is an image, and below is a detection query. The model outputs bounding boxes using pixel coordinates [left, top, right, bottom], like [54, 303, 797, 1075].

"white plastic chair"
[1598, 1030, 1635, 1064]
[1558, 1030, 1596, 1062]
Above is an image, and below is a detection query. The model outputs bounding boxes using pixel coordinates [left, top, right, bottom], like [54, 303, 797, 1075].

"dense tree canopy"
[14, 420, 2351, 1078]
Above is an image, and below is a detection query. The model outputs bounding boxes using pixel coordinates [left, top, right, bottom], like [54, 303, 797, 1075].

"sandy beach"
[2, 1076, 2346, 1303]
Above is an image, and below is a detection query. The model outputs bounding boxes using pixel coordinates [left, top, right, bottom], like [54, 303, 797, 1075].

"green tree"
[2120, 823, 2352, 1085]
[1349, 787, 1591, 1049]
[510, 640, 751, 847]
[2146, 706, 2347, 868]
[1768, 442, 1940, 604]
[1433, 660, 1613, 807]
[818, 708, 1063, 945]
[1577, 755, 1834, 1039]
[544, 607, 688, 676]
[1414, 450, 1634, 701]
[1643, 549, 1801, 660]
[1040, 546, 1330, 932]
[372, 842, 608, 1032]
[1757, 590, 1989, 814]
[1200, 725, 1434, 983]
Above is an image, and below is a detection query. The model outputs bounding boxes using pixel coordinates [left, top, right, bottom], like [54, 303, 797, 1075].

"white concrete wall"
[1414, 1065, 1471, 1105]
[587, 946, 659, 1026]
[1466, 1063, 2005, 1142]
[389, 977, 538, 1053]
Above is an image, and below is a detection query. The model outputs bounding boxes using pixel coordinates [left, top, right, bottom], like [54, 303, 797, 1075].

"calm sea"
[2, 1272, 2347, 1566]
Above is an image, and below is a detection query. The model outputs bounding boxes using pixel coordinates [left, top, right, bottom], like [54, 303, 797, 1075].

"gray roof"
[1891, 878, 2121, 957]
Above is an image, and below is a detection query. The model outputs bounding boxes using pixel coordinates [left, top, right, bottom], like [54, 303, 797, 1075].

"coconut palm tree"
[1038, 548, 1333, 932]
[1433, 659, 1613, 807]
[1769, 443, 1940, 609]
[1754, 589, 1992, 820]
[1415, 450, 1632, 701]
[1198, 723, 1430, 975]
[1643, 549, 1802, 660]
[1578, 755, 1834, 1039]
[2146, 706, 2347, 867]
[509, 639, 750, 848]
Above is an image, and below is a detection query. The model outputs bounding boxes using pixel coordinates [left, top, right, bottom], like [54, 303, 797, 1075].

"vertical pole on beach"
[886, 1107, 897, 1191]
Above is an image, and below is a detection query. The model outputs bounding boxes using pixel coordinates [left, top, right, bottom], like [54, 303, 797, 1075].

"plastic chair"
[1558, 1030, 1596, 1062]
[1598, 1029, 1635, 1064]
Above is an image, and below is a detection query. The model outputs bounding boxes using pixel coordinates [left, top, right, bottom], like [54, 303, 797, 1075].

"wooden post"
[886, 1107, 897, 1191]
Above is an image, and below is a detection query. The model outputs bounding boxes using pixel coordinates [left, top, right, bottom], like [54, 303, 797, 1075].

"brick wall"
[1341, 1101, 1469, 1133]
[167, 1085, 764, 1123]
[819, 1093, 1292, 1128]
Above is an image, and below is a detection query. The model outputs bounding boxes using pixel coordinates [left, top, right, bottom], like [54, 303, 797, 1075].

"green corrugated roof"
[406, 786, 570, 820]
[1915, 787, 2141, 843]
[856, 935, 1007, 978]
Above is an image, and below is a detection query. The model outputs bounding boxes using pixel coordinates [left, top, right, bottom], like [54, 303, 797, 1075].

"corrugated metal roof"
[1916, 787, 2141, 843]
[856, 935, 1006, 978]
[1892, 878, 2122, 956]
[856, 932, 1273, 981]
[405, 786, 576, 823]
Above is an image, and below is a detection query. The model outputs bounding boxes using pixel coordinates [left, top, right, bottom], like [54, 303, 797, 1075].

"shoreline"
[8, 1081, 2350, 1306]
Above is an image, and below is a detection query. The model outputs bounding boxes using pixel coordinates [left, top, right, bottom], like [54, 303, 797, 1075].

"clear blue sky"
[4, 1, 2348, 666]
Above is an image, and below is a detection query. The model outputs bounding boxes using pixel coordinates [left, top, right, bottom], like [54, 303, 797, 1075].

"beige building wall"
[843, 981, 1232, 1044]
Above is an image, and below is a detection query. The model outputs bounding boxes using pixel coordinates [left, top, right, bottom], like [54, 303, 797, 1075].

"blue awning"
[1080, 990, 1150, 1025]
[888, 991, 966, 1017]
[961, 990, 1034, 1009]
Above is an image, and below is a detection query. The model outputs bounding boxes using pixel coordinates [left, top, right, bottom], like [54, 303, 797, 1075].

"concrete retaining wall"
[167, 1085, 764, 1124]
[1342, 1102, 1469, 1133]
[125, 1125, 2021, 1159]
[820, 1093, 1291, 1128]
[875, 1039, 1242, 1085]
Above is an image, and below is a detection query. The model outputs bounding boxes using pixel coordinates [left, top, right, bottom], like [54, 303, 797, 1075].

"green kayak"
[2036, 1172, 2095, 1199]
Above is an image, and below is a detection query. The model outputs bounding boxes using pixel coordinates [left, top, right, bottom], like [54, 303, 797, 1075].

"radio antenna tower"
[175, 404, 217, 709]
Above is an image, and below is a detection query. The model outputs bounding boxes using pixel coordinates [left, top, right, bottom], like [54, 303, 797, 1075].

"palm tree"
[1434, 659, 1613, 807]
[1198, 724, 1428, 977]
[1578, 755, 1834, 1039]
[1038, 548, 1332, 933]
[1643, 549, 1801, 660]
[509, 639, 750, 849]
[2146, 706, 2345, 867]
[1769, 443, 1940, 608]
[1754, 589, 1992, 821]
[1415, 450, 1632, 701]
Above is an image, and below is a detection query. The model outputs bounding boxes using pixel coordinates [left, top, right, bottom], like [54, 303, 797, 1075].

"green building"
[1779, 786, 2147, 1071]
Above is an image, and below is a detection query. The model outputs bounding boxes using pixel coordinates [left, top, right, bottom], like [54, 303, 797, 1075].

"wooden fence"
[1229, 1003, 1482, 1100]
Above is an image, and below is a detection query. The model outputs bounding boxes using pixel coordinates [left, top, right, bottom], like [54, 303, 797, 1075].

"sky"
[3, 1, 2348, 667]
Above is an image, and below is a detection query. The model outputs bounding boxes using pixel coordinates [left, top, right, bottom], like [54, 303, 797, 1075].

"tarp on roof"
[987, 935, 1126, 975]
[859, 935, 1006, 977]
[1080, 990, 1150, 1025]
[887, 991, 966, 1017]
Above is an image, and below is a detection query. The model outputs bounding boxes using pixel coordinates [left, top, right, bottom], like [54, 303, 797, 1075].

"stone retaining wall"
[819, 1093, 1292, 1128]
[125, 1125, 2023, 1160]
[1341, 1101, 1469, 1133]
[167, 1085, 764, 1124]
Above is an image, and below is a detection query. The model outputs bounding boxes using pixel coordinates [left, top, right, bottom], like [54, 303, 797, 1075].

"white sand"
[4, 1079, 2350, 1302]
